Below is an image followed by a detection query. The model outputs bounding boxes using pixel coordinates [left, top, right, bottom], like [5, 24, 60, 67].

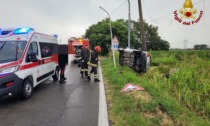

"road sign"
[121, 83, 144, 92]
[112, 36, 119, 44]
[112, 36, 119, 49]
[113, 44, 118, 48]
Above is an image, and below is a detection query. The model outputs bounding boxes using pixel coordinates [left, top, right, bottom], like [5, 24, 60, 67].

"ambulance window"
[26, 42, 38, 62]
[29, 42, 38, 55]
[40, 43, 52, 58]
[0, 41, 27, 63]
[16, 41, 27, 60]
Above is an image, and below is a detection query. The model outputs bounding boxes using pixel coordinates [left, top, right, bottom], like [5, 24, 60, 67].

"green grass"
[101, 50, 210, 126]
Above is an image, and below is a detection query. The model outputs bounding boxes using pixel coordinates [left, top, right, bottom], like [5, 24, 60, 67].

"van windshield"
[0, 41, 27, 63]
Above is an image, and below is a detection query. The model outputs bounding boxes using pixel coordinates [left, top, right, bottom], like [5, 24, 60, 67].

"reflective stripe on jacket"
[87, 50, 98, 67]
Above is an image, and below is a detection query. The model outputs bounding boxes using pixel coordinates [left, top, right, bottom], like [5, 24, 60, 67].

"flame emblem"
[180, 0, 197, 19]
[183, 0, 193, 8]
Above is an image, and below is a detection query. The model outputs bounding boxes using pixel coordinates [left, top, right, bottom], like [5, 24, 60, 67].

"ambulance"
[0, 27, 60, 99]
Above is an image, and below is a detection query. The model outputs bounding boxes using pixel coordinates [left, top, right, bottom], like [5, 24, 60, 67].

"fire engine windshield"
[0, 41, 27, 63]
[75, 45, 82, 57]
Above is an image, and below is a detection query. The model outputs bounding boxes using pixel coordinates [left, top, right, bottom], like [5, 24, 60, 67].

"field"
[101, 50, 210, 126]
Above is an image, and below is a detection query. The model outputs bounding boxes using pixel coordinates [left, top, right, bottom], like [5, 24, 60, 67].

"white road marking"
[98, 62, 109, 126]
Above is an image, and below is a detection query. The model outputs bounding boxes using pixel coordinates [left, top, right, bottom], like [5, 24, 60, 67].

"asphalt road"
[0, 61, 100, 126]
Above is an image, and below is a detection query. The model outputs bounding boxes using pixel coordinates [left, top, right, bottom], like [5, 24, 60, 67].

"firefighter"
[80, 45, 90, 77]
[87, 46, 101, 82]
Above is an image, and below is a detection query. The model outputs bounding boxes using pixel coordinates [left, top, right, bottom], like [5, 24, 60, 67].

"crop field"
[101, 50, 210, 126]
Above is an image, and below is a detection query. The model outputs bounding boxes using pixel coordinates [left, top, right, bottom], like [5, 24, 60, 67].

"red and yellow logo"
[174, 0, 203, 25]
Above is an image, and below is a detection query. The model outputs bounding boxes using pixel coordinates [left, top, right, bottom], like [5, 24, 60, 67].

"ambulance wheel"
[22, 78, 33, 99]
[52, 67, 59, 80]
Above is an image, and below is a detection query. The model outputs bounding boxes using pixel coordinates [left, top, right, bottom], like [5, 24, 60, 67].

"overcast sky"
[0, 0, 209, 49]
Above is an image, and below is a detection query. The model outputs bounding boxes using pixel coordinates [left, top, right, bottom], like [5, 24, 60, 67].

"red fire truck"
[68, 38, 89, 63]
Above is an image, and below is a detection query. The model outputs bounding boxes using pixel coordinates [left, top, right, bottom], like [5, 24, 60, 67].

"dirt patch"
[129, 90, 174, 126]
[130, 91, 153, 103]
[160, 113, 174, 126]
[144, 107, 174, 126]
[169, 68, 179, 74]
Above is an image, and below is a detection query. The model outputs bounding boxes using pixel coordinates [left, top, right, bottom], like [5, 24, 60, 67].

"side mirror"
[28, 52, 38, 62]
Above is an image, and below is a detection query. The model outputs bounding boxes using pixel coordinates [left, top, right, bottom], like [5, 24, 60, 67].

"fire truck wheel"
[52, 66, 59, 80]
[22, 78, 33, 99]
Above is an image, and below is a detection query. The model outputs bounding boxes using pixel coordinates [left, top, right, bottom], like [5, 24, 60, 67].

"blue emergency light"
[53, 34, 58, 38]
[14, 27, 34, 34]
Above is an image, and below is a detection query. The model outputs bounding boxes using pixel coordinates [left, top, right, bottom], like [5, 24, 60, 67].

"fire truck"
[68, 38, 89, 63]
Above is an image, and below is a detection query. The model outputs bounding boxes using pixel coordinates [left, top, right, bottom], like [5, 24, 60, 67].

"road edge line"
[98, 62, 109, 126]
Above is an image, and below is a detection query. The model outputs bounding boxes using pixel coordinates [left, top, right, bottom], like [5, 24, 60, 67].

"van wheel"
[22, 78, 33, 99]
[52, 67, 59, 80]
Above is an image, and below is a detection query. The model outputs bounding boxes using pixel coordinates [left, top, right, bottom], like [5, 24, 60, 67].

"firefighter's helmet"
[95, 46, 101, 52]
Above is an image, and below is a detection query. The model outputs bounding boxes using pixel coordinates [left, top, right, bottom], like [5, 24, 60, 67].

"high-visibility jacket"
[88, 50, 98, 67]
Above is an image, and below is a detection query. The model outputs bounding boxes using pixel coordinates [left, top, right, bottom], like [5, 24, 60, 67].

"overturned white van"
[119, 48, 151, 73]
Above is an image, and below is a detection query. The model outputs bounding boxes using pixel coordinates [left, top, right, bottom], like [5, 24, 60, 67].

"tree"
[147, 39, 170, 51]
[84, 19, 170, 55]
[85, 19, 132, 55]
[132, 20, 170, 51]
[85, 20, 110, 55]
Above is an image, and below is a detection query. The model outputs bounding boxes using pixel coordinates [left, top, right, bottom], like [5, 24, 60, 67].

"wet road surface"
[0, 61, 100, 126]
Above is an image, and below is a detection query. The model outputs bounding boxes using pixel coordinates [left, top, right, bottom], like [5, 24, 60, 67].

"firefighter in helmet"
[87, 46, 101, 82]
[80, 45, 90, 77]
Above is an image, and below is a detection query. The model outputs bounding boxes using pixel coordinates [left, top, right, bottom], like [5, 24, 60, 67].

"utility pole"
[138, 0, 146, 51]
[99, 6, 116, 67]
[127, 0, 131, 48]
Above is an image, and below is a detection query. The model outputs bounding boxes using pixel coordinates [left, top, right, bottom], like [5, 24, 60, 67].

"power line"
[153, 13, 173, 22]
[142, 1, 156, 22]
[195, 0, 205, 5]
[110, 0, 127, 15]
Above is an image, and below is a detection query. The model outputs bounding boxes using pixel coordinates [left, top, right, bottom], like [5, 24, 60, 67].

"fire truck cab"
[0, 27, 60, 99]
[68, 38, 89, 63]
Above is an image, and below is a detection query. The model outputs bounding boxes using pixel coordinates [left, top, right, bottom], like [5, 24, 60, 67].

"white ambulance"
[0, 27, 60, 99]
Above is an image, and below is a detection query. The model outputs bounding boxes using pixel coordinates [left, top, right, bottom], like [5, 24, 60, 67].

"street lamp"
[127, 0, 131, 48]
[99, 6, 116, 68]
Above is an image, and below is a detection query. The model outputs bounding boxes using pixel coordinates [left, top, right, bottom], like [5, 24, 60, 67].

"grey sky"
[0, 0, 209, 49]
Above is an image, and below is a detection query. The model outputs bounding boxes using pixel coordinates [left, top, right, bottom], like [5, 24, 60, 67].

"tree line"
[84, 19, 170, 55]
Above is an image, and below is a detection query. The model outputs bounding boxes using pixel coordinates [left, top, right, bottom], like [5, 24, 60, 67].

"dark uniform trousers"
[89, 66, 97, 79]
[80, 48, 90, 76]
[81, 60, 88, 75]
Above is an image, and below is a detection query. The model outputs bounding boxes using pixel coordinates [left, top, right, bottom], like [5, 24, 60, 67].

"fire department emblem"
[180, 0, 197, 19]
[174, 0, 203, 25]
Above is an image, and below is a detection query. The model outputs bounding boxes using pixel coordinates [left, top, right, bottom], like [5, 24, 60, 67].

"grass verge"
[101, 50, 210, 126]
